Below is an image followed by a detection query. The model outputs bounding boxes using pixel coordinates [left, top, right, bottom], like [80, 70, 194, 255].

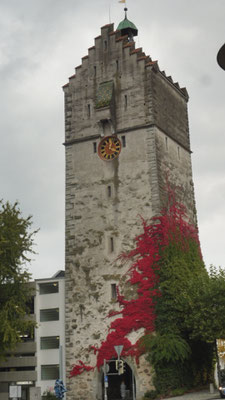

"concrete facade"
[35, 272, 66, 396]
[0, 282, 37, 400]
[63, 22, 196, 400]
[0, 272, 65, 400]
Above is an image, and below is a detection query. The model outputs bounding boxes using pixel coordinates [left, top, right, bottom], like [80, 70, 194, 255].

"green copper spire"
[117, 8, 138, 40]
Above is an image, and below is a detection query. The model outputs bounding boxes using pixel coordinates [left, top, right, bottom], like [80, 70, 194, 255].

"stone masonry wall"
[63, 22, 196, 400]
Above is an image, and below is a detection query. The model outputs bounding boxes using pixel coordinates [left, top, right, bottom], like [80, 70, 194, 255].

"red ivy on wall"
[70, 188, 200, 377]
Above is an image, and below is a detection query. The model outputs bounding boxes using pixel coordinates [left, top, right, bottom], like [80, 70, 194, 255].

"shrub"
[142, 389, 158, 399]
[42, 390, 57, 400]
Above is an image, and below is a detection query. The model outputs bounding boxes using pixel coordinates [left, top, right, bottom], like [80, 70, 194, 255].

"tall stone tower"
[63, 12, 196, 400]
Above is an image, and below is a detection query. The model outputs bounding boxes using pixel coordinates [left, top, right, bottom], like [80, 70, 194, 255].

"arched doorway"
[102, 359, 136, 400]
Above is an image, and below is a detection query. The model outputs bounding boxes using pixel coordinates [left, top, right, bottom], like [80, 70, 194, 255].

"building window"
[94, 66, 97, 76]
[80, 304, 84, 322]
[40, 308, 59, 322]
[39, 282, 58, 295]
[87, 104, 91, 118]
[121, 135, 126, 148]
[107, 185, 112, 198]
[116, 60, 119, 71]
[165, 136, 168, 150]
[93, 142, 97, 153]
[104, 40, 107, 50]
[40, 336, 60, 350]
[19, 328, 34, 342]
[124, 95, 127, 110]
[111, 284, 117, 300]
[110, 237, 114, 252]
[41, 364, 59, 380]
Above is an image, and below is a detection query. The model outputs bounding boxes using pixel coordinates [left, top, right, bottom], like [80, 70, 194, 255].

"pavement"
[166, 388, 220, 400]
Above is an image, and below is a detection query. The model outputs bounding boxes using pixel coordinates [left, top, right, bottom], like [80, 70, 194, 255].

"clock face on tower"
[98, 136, 122, 161]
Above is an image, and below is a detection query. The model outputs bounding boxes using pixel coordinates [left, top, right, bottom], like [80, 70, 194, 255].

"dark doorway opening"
[102, 359, 136, 400]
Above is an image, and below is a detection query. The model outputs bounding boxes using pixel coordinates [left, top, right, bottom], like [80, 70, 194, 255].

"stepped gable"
[63, 22, 188, 99]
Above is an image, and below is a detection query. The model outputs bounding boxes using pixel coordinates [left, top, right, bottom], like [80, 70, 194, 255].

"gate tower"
[63, 12, 196, 400]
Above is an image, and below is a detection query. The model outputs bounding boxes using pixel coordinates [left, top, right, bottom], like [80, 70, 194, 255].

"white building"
[0, 270, 66, 400]
[35, 271, 66, 396]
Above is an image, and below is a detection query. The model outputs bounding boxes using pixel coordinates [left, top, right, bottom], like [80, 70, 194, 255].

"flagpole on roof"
[109, 2, 111, 23]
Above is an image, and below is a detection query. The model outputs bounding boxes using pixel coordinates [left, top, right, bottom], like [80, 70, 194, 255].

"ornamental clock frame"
[98, 135, 122, 161]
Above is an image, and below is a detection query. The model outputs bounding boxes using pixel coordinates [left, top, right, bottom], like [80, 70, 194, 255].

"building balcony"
[12, 341, 37, 354]
[0, 356, 37, 368]
[0, 370, 37, 382]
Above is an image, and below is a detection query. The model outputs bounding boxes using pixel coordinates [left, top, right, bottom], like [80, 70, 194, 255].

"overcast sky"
[1, 0, 225, 279]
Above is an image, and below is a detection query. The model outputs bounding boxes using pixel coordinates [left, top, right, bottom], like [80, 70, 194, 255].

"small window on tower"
[79, 304, 84, 322]
[110, 237, 114, 252]
[108, 186, 112, 198]
[122, 136, 126, 148]
[116, 60, 119, 71]
[124, 95, 128, 110]
[111, 284, 117, 300]
[165, 136, 168, 150]
[94, 66, 97, 76]
[104, 40, 108, 51]
[93, 142, 97, 153]
[87, 104, 91, 118]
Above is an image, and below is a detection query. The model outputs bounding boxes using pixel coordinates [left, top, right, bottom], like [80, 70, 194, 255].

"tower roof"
[117, 8, 138, 38]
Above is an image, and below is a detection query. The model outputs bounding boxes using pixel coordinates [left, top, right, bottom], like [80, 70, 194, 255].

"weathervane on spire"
[117, 3, 138, 41]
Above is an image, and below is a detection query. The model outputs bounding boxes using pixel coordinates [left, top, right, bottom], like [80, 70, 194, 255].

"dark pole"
[215, 340, 222, 387]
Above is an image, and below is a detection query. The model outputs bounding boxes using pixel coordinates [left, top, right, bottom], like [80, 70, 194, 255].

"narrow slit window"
[87, 104, 91, 118]
[111, 284, 117, 300]
[108, 185, 112, 197]
[165, 136, 168, 150]
[94, 66, 97, 76]
[116, 60, 119, 71]
[80, 304, 84, 322]
[104, 41, 107, 51]
[122, 136, 126, 148]
[93, 142, 97, 153]
[110, 237, 114, 252]
[124, 95, 127, 110]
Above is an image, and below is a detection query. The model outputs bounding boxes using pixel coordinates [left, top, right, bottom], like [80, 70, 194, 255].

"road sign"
[9, 386, 21, 398]
[114, 345, 123, 358]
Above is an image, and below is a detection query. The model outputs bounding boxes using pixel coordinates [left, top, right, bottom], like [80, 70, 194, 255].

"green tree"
[0, 200, 37, 356]
[183, 265, 225, 343]
[135, 191, 218, 394]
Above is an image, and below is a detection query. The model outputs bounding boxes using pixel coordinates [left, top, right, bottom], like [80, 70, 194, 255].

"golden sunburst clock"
[98, 136, 122, 161]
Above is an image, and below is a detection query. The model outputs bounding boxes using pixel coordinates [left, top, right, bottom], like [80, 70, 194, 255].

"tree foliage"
[142, 190, 225, 394]
[0, 200, 37, 356]
[140, 333, 191, 365]
[183, 266, 225, 342]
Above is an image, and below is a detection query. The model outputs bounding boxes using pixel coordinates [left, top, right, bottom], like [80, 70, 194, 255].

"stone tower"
[63, 13, 196, 400]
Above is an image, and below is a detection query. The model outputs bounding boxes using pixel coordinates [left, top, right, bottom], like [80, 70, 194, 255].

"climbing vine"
[70, 187, 215, 393]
